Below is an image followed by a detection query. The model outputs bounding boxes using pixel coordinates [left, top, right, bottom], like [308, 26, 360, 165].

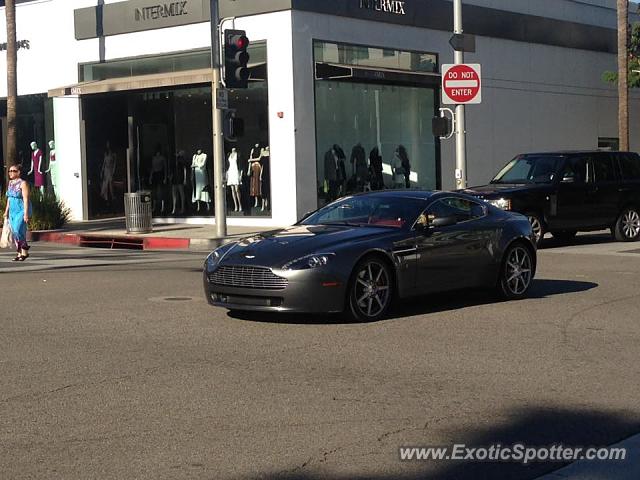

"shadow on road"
[539, 231, 614, 250]
[227, 279, 597, 325]
[240, 407, 640, 480]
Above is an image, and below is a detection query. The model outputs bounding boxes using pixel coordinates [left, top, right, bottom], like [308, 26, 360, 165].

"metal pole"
[454, 0, 467, 189]
[210, 0, 227, 237]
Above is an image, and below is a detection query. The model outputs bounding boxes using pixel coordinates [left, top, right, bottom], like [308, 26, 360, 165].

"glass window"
[427, 197, 485, 224]
[619, 154, 640, 180]
[592, 154, 616, 182]
[80, 50, 211, 82]
[492, 155, 563, 184]
[561, 156, 590, 184]
[314, 42, 437, 73]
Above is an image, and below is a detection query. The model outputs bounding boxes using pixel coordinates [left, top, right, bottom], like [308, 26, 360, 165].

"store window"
[314, 41, 439, 207]
[83, 43, 269, 219]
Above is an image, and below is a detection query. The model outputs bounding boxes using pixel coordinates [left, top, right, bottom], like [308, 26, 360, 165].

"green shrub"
[1, 189, 71, 231]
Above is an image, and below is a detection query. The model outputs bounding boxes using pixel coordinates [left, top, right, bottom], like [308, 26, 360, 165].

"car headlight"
[205, 242, 236, 270]
[487, 198, 512, 210]
[282, 253, 335, 271]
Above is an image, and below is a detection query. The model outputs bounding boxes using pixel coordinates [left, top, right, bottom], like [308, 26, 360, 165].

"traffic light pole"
[210, 0, 227, 237]
[453, 0, 468, 189]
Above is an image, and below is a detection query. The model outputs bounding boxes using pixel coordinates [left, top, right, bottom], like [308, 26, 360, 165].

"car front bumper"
[203, 265, 348, 314]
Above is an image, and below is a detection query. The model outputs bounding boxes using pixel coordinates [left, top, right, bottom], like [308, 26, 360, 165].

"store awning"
[48, 68, 214, 98]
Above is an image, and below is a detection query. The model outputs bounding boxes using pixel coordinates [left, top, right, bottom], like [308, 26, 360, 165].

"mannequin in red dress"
[28, 141, 45, 193]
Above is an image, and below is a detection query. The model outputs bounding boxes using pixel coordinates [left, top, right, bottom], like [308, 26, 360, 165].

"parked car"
[203, 191, 536, 321]
[464, 151, 640, 245]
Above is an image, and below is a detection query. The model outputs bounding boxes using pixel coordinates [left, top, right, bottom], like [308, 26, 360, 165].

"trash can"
[124, 191, 152, 234]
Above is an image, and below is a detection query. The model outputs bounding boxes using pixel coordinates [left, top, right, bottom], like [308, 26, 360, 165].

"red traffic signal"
[224, 29, 250, 89]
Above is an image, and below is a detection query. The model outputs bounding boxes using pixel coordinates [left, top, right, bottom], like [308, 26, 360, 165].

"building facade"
[1, 0, 638, 226]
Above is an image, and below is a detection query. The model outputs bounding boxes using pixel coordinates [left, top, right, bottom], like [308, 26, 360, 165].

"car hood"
[220, 224, 398, 268]
[463, 183, 547, 198]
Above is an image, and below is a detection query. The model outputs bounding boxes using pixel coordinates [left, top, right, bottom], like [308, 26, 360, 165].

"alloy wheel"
[622, 209, 640, 239]
[527, 215, 543, 245]
[352, 260, 391, 319]
[504, 246, 533, 296]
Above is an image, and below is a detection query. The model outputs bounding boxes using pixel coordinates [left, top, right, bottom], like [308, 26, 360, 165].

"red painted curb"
[29, 231, 191, 250]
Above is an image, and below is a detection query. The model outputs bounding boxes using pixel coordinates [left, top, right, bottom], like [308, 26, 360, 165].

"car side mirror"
[430, 216, 458, 228]
[298, 210, 314, 222]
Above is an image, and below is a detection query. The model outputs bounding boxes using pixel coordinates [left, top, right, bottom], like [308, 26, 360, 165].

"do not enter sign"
[441, 64, 482, 105]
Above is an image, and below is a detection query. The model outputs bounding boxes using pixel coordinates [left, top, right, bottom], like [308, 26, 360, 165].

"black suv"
[465, 151, 640, 245]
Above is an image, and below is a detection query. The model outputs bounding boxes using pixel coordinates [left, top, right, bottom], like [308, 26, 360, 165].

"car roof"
[349, 189, 439, 201]
[519, 150, 637, 156]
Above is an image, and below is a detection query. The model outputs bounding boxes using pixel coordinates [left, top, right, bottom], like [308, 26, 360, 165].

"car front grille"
[208, 265, 288, 290]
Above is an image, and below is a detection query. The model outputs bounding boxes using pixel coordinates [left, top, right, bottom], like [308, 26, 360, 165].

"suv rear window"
[619, 154, 640, 180]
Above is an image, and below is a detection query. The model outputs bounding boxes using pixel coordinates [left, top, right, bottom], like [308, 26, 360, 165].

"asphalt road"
[1, 236, 640, 480]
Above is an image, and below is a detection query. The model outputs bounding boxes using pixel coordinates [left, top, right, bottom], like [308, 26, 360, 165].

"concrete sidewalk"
[28, 217, 277, 251]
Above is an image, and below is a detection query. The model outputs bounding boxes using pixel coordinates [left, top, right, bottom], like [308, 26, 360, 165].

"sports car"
[203, 190, 537, 321]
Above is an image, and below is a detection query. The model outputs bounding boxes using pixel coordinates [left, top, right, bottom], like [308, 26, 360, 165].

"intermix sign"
[135, 1, 188, 22]
[359, 0, 406, 16]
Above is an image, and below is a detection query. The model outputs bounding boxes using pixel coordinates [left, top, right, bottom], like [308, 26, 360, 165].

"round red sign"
[443, 64, 481, 104]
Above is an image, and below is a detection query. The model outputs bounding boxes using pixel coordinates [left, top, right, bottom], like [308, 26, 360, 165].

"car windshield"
[491, 155, 564, 184]
[301, 195, 427, 229]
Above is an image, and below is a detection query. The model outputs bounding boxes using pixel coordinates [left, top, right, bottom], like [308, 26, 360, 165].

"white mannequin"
[100, 141, 116, 202]
[191, 149, 210, 212]
[247, 143, 262, 208]
[226, 148, 242, 212]
[45, 140, 58, 198]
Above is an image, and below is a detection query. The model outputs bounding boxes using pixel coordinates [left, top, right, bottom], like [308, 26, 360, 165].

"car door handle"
[618, 187, 631, 192]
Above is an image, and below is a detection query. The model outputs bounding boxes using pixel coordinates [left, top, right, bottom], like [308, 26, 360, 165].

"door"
[553, 155, 595, 230]
[591, 152, 622, 226]
[415, 197, 492, 294]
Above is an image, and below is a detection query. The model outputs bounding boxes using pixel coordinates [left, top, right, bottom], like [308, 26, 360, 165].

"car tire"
[613, 207, 640, 242]
[497, 243, 535, 300]
[347, 256, 393, 322]
[551, 230, 577, 243]
[525, 213, 545, 247]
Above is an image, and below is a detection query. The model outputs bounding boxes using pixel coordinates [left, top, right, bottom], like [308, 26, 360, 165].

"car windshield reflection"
[302, 195, 427, 229]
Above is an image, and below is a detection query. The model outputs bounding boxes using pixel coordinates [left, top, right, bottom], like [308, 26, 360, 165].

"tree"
[617, 0, 629, 151]
[5, 0, 17, 176]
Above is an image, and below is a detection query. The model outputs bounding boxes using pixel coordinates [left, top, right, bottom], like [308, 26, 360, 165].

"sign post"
[453, 0, 467, 189]
[210, 0, 226, 237]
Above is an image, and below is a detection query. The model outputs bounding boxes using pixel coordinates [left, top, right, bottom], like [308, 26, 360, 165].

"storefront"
[3, 0, 638, 226]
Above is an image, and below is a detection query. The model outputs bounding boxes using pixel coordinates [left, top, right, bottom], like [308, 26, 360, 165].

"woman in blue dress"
[3, 164, 32, 261]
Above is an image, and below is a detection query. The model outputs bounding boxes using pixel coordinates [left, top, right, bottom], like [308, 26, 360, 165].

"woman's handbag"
[0, 218, 13, 249]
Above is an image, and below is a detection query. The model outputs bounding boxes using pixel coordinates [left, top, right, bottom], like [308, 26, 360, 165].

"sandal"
[17, 255, 28, 261]
[12, 255, 21, 261]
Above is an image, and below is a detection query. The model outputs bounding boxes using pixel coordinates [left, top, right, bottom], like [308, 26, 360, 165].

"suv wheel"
[613, 207, 640, 242]
[526, 213, 544, 246]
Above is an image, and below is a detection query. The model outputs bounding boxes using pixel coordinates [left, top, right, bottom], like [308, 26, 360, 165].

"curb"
[29, 231, 191, 251]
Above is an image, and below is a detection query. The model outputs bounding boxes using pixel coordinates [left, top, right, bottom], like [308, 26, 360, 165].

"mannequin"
[259, 146, 270, 212]
[170, 150, 188, 215]
[226, 148, 242, 212]
[369, 146, 384, 190]
[149, 146, 167, 214]
[323, 144, 347, 201]
[100, 141, 116, 203]
[191, 149, 210, 211]
[45, 140, 58, 199]
[392, 146, 406, 189]
[350, 143, 368, 192]
[398, 145, 411, 188]
[28, 142, 45, 193]
[247, 144, 262, 208]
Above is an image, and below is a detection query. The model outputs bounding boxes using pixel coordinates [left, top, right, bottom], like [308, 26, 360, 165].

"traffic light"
[224, 29, 250, 89]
